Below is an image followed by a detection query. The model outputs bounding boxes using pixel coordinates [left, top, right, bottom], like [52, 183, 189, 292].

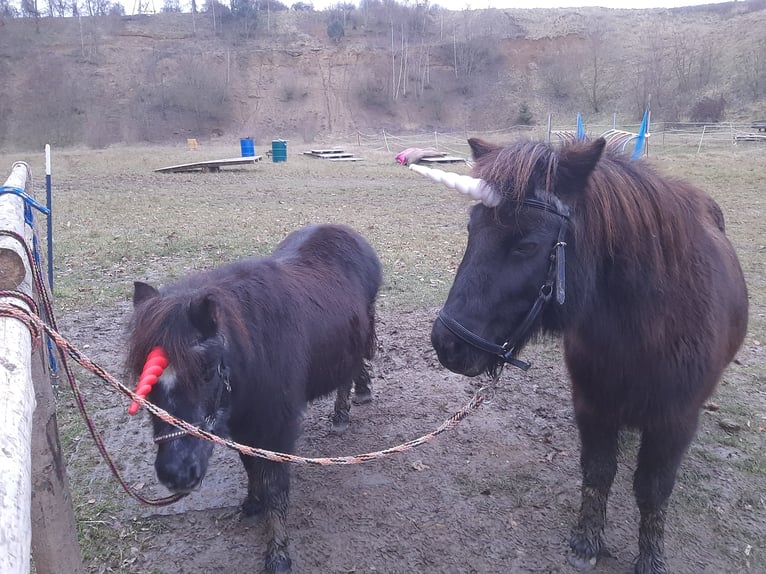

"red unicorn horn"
[128, 346, 169, 415]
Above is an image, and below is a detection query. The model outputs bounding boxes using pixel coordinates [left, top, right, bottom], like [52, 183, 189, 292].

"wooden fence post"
[0, 162, 84, 574]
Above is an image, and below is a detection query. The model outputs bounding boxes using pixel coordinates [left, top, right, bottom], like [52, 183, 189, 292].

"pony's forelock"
[473, 141, 560, 207]
[126, 295, 206, 390]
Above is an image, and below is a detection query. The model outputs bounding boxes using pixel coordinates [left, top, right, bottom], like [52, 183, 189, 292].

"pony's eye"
[513, 241, 539, 256]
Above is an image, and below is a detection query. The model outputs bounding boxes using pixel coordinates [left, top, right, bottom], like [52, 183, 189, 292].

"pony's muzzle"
[154, 439, 212, 493]
[431, 318, 493, 377]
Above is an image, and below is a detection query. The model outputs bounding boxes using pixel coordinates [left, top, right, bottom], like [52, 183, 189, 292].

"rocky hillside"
[1, 0, 765, 149]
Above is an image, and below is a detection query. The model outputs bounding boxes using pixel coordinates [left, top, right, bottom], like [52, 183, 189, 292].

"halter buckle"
[501, 343, 531, 371]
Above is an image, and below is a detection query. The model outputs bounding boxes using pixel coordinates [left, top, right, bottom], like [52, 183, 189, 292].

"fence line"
[335, 121, 762, 159]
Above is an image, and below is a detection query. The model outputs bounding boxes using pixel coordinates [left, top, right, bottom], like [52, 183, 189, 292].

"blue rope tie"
[0, 185, 51, 225]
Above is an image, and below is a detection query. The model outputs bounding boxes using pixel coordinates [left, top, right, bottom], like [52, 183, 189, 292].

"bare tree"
[736, 39, 766, 100]
[636, 27, 672, 117]
[83, 0, 115, 16]
[0, 0, 19, 17]
[577, 21, 618, 114]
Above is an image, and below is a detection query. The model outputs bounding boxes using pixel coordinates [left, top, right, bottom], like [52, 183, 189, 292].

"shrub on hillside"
[689, 95, 726, 123]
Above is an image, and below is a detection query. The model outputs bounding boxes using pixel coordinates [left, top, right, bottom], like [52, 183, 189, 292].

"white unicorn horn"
[409, 163, 500, 207]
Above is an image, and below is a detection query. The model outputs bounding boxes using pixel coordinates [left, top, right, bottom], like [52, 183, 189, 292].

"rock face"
[2, 4, 764, 149]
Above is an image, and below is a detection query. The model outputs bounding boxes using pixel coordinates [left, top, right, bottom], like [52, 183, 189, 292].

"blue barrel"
[240, 138, 255, 157]
[271, 140, 287, 163]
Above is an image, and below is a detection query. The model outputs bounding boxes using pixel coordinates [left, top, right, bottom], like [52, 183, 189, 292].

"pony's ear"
[133, 281, 160, 307]
[188, 293, 219, 339]
[468, 138, 500, 160]
[555, 138, 606, 192]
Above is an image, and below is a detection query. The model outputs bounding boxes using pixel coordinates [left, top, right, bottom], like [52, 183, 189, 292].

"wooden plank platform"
[155, 156, 262, 173]
[419, 155, 467, 164]
[305, 149, 345, 155]
[303, 149, 363, 161]
[317, 152, 354, 159]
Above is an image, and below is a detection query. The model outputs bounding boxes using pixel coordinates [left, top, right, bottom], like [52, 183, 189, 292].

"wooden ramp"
[419, 155, 467, 164]
[303, 149, 364, 161]
[155, 156, 262, 173]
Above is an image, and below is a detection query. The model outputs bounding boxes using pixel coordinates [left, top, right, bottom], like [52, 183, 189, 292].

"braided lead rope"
[0, 302, 490, 467]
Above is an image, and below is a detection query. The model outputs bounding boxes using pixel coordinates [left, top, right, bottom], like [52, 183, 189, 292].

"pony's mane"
[474, 139, 719, 283]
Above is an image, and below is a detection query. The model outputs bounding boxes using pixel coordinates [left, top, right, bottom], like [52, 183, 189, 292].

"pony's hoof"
[568, 553, 598, 571]
[330, 419, 350, 434]
[241, 496, 264, 517]
[568, 534, 601, 571]
[352, 389, 373, 404]
[330, 412, 350, 434]
[264, 553, 292, 573]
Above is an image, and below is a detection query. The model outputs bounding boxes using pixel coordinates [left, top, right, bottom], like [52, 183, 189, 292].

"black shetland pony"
[126, 224, 382, 573]
[427, 138, 748, 574]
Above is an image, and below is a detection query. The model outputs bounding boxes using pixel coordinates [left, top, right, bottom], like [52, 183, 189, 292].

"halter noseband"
[438, 198, 569, 372]
[153, 360, 232, 444]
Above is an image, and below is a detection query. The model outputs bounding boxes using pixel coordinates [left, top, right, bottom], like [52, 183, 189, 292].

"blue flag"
[576, 113, 586, 141]
[631, 107, 649, 160]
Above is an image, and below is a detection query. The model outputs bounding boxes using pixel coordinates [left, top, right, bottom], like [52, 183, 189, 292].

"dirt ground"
[59, 302, 764, 574]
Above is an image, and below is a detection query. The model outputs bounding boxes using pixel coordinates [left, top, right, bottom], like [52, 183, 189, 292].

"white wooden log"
[0, 161, 35, 574]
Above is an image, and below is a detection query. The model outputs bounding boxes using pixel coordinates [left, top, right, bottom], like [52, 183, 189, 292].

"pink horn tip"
[129, 346, 169, 415]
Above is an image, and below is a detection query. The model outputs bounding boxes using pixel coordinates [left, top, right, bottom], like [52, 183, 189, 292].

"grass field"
[1, 137, 764, 573]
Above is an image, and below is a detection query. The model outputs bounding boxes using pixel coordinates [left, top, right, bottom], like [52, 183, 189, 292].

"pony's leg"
[239, 454, 292, 573]
[633, 423, 695, 574]
[330, 380, 353, 433]
[352, 361, 374, 405]
[569, 412, 619, 570]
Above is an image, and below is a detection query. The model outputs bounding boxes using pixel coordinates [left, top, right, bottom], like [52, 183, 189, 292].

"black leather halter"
[438, 198, 569, 372]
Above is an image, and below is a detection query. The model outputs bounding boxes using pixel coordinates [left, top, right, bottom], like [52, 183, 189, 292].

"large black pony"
[126, 224, 382, 573]
[424, 138, 748, 573]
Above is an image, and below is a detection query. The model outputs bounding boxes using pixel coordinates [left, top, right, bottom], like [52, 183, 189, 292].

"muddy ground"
[59, 303, 764, 574]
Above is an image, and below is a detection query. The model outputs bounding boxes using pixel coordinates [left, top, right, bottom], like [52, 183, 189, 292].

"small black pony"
[126, 224, 382, 573]
[427, 138, 748, 574]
